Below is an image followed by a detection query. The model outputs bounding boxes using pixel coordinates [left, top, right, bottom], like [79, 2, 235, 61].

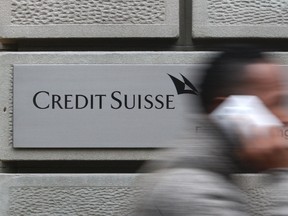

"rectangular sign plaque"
[13, 64, 202, 148]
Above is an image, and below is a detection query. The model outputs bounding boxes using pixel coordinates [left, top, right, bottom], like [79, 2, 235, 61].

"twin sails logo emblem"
[168, 74, 199, 95]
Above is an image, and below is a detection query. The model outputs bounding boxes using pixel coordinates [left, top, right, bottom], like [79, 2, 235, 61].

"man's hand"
[236, 127, 288, 172]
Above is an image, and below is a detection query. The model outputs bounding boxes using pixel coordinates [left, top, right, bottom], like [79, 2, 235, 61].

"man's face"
[235, 62, 288, 171]
[243, 63, 288, 125]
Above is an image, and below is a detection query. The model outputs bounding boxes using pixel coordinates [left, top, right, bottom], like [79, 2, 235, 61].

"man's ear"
[208, 97, 226, 113]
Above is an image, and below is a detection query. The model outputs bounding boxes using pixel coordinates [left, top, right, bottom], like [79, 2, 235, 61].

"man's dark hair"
[199, 46, 270, 113]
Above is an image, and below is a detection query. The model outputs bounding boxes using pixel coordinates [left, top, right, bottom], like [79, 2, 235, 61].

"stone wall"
[1, 1, 288, 216]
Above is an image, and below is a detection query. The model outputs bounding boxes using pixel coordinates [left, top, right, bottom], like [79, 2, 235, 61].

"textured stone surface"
[9, 187, 138, 216]
[233, 174, 271, 216]
[193, 0, 288, 38]
[0, 174, 141, 216]
[0, 0, 178, 38]
[11, 0, 165, 25]
[0, 173, 273, 216]
[208, 0, 288, 25]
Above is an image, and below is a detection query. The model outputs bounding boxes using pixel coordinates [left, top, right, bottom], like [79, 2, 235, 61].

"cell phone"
[210, 95, 283, 139]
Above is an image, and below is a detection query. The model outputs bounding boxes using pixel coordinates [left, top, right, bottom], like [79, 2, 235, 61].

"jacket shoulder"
[137, 168, 248, 216]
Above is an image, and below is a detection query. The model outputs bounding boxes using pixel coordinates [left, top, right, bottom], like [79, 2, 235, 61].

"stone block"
[193, 0, 288, 38]
[233, 174, 271, 216]
[0, 51, 213, 161]
[0, 174, 140, 216]
[0, 173, 272, 216]
[0, 0, 179, 38]
[1, 52, 288, 161]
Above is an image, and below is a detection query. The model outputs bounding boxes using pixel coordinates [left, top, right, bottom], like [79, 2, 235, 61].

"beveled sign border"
[13, 64, 201, 148]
